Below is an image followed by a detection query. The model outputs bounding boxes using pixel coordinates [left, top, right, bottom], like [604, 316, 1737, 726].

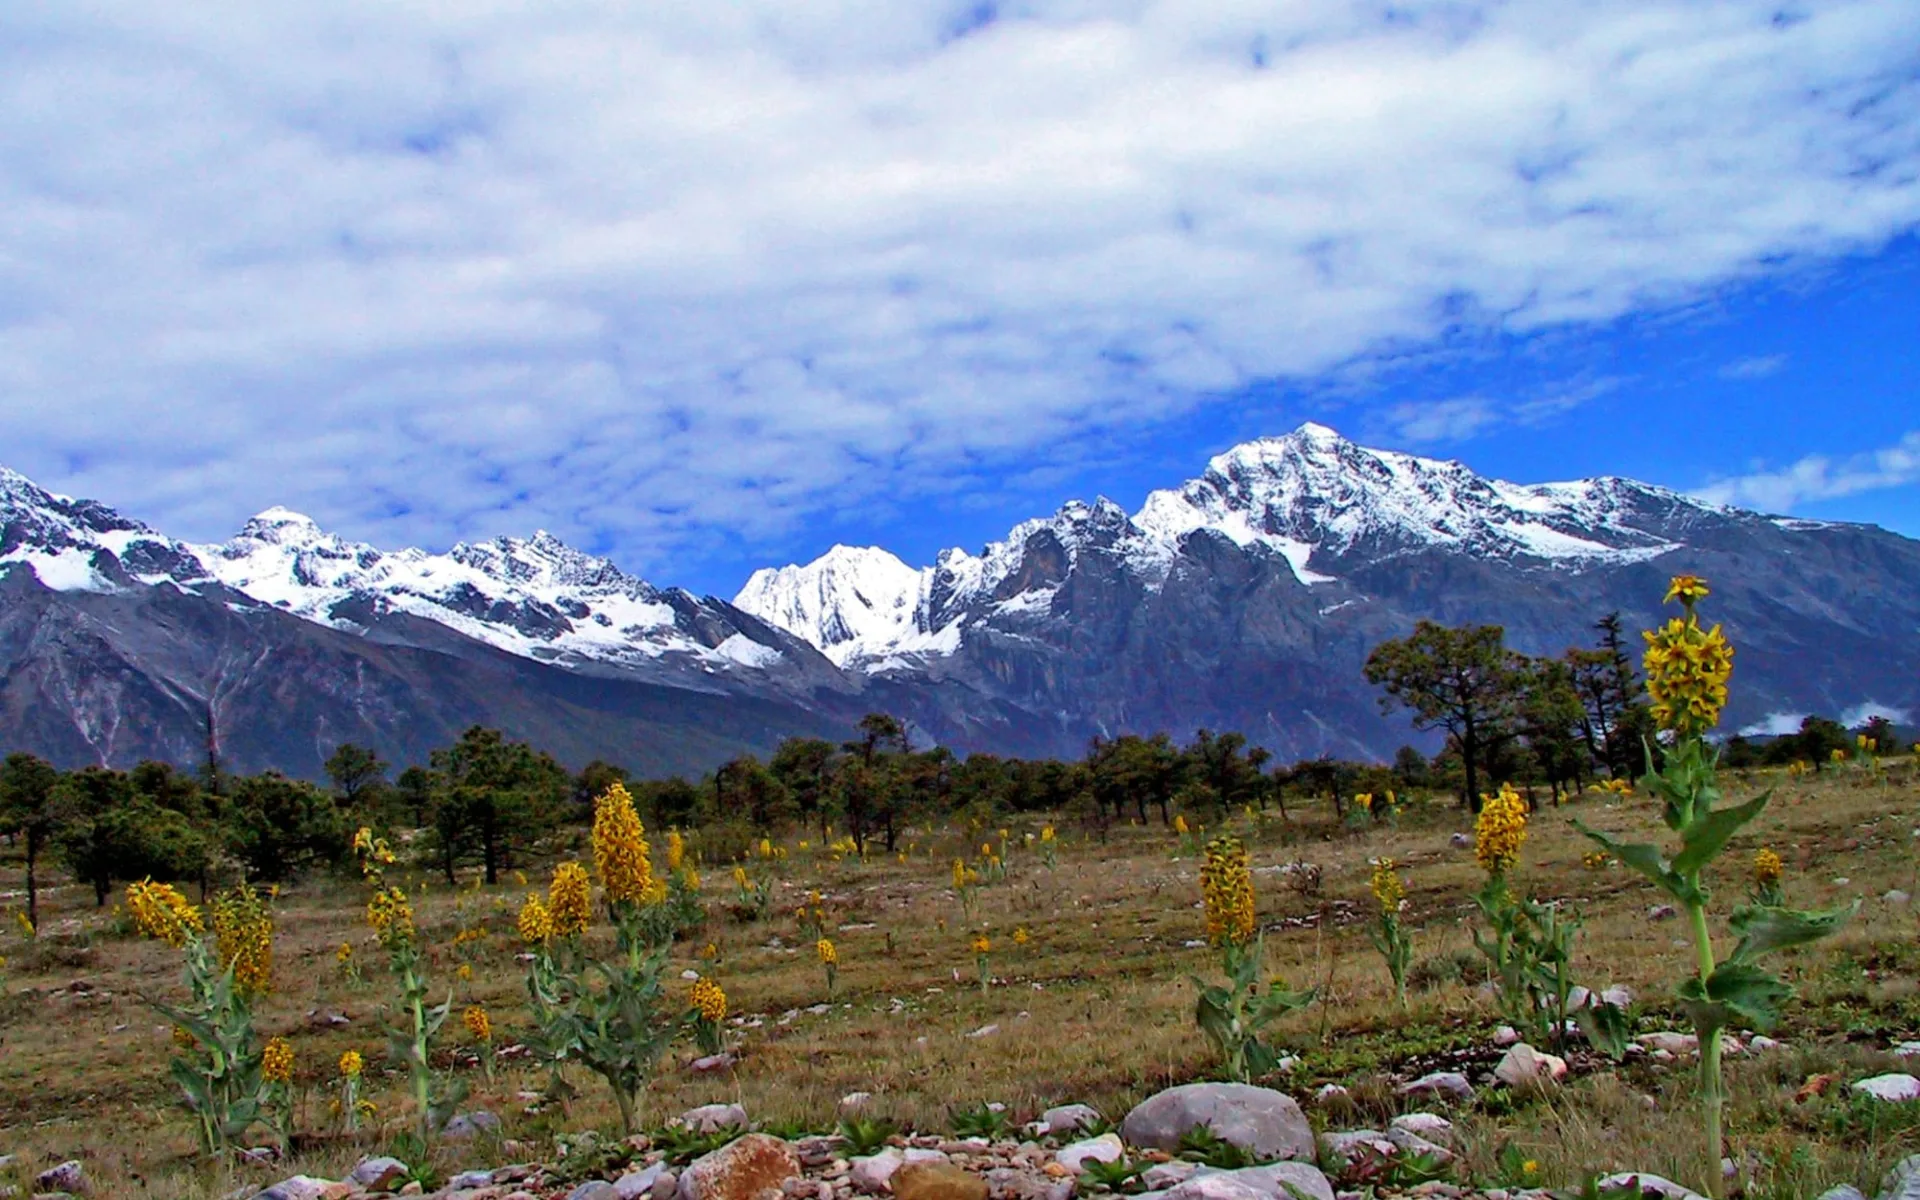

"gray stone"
[34, 1163, 86, 1195]
[682, 1103, 751, 1133]
[1636, 1032, 1698, 1056]
[1164, 1177, 1270, 1200]
[1395, 1072, 1473, 1102]
[1055, 1134, 1123, 1174]
[1814, 1187, 1866, 1200]
[351, 1156, 411, 1191]
[1879, 1155, 1920, 1200]
[1449, 833, 1473, 850]
[841, 1092, 876, 1115]
[1600, 986, 1634, 1009]
[679, 1133, 804, 1200]
[1121, 1083, 1315, 1163]
[1387, 1114, 1453, 1148]
[1494, 1044, 1568, 1088]
[1317, 1132, 1392, 1167]
[1648, 905, 1678, 922]
[449, 1171, 496, 1190]
[1854, 1075, 1920, 1103]
[570, 1184, 621, 1200]
[250, 1178, 334, 1200]
[1171, 1166, 1335, 1200]
[1885, 890, 1911, 905]
[852, 1150, 906, 1195]
[617, 1164, 675, 1200]
[1312, 1085, 1349, 1105]
[691, 1052, 740, 1073]
[1385, 1127, 1452, 1164]
[1596, 1175, 1707, 1200]
[1143, 1164, 1202, 1191]
[1492, 1026, 1521, 1047]
[1043, 1105, 1103, 1136]
[442, 1110, 503, 1140]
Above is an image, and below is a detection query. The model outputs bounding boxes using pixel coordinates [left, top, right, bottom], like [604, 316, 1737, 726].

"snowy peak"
[0, 466, 211, 592]
[735, 546, 924, 667]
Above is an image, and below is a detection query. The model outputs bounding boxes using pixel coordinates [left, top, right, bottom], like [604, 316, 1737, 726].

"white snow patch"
[9, 548, 115, 592]
[714, 633, 784, 669]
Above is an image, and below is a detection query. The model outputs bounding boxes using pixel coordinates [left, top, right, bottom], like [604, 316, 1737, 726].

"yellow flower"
[592, 783, 654, 906]
[336, 941, 354, 965]
[172, 1024, 196, 1051]
[1522, 1161, 1540, 1177]
[1474, 784, 1528, 876]
[1173, 815, 1189, 836]
[16, 910, 35, 939]
[210, 882, 275, 998]
[514, 870, 528, 887]
[1830, 747, 1846, 763]
[758, 838, 774, 859]
[667, 829, 686, 872]
[1582, 850, 1611, 870]
[701, 941, 718, 959]
[732, 865, 749, 890]
[1040, 826, 1055, 843]
[816, 937, 837, 966]
[548, 862, 592, 936]
[1356, 793, 1374, 811]
[1200, 836, 1257, 947]
[339, 1049, 363, 1079]
[641, 877, 669, 906]
[125, 880, 204, 947]
[971, 933, 991, 955]
[463, 1005, 491, 1043]
[1664, 575, 1710, 606]
[1014, 927, 1030, 946]
[262, 1036, 294, 1084]
[1368, 858, 1405, 912]
[1753, 847, 1784, 887]
[952, 860, 968, 890]
[456, 963, 473, 982]
[690, 976, 727, 1023]
[1642, 578, 1735, 736]
[517, 892, 555, 944]
[366, 887, 415, 950]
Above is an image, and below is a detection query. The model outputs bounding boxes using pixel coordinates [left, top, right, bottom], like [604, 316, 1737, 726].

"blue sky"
[1, 2, 1918, 597]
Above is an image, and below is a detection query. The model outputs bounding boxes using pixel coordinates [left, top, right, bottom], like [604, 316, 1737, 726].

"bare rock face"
[678, 1134, 804, 1200]
[1121, 1083, 1315, 1163]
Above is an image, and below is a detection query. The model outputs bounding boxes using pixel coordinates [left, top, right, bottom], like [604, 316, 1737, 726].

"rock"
[1387, 1114, 1453, 1148]
[617, 1165, 676, 1200]
[1317, 1131, 1393, 1167]
[450, 1171, 496, 1190]
[1600, 986, 1634, 1009]
[1814, 1187, 1866, 1200]
[1494, 1044, 1568, 1088]
[682, 1104, 750, 1133]
[852, 1151, 906, 1195]
[679, 1135, 804, 1200]
[966, 1025, 1000, 1039]
[1564, 986, 1592, 1011]
[1885, 890, 1911, 905]
[1880, 1155, 1920, 1200]
[1648, 905, 1678, 921]
[1055, 1135, 1124, 1174]
[443, 1111, 503, 1140]
[1385, 1127, 1452, 1163]
[1396, 1072, 1474, 1103]
[1164, 1178, 1269, 1200]
[1492, 1026, 1521, 1047]
[892, 1163, 989, 1200]
[841, 1092, 876, 1115]
[1043, 1105, 1102, 1136]
[1143, 1163, 1201, 1190]
[1749, 1036, 1783, 1053]
[1449, 833, 1472, 850]
[1636, 1032, 1698, 1056]
[1312, 1085, 1349, 1105]
[305, 1008, 352, 1029]
[251, 1178, 335, 1200]
[1121, 1083, 1315, 1163]
[981, 1166, 1072, 1200]
[570, 1185, 621, 1200]
[34, 1164, 86, 1195]
[1222, 1164, 1336, 1200]
[1595, 1174, 1708, 1200]
[1852, 1074, 1920, 1102]
[692, 1053, 740, 1073]
[1893, 1042, 1920, 1058]
[351, 1157, 411, 1191]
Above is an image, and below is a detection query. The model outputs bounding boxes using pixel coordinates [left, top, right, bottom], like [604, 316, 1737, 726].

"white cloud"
[1390, 397, 1498, 444]
[1718, 353, 1788, 380]
[1, 2, 1918, 577]
[1695, 430, 1920, 511]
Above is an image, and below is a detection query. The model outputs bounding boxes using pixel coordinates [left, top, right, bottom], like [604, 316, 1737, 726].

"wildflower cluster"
[592, 783, 654, 905]
[518, 893, 555, 944]
[335, 1049, 368, 1133]
[548, 862, 592, 938]
[1642, 575, 1735, 737]
[210, 883, 274, 999]
[127, 880, 203, 947]
[1752, 847, 1785, 906]
[1200, 836, 1256, 948]
[1474, 784, 1528, 875]
[1366, 858, 1412, 1008]
[365, 887, 415, 951]
[817, 936, 838, 998]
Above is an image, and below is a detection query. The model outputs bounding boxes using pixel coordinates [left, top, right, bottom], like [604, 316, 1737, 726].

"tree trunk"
[25, 831, 39, 930]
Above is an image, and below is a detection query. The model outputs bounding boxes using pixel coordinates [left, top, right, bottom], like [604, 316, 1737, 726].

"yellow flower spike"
[970, 933, 991, 954]
[463, 1005, 491, 1043]
[1753, 847, 1784, 887]
[1474, 784, 1528, 876]
[1013, 927, 1030, 946]
[591, 782, 654, 906]
[209, 882, 275, 998]
[1368, 858, 1405, 911]
[365, 886, 415, 950]
[335, 941, 354, 965]
[667, 829, 686, 873]
[690, 976, 727, 1023]
[456, 963, 473, 982]
[339, 1049, 363, 1079]
[261, 1036, 294, 1084]
[1041, 826, 1055, 842]
[1173, 815, 1189, 836]
[125, 880, 204, 947]
[732, 866, 749, 889]
[547, 862, 591, 937]
[517, 892, 555, 944]
[1199, 836, 1257, 947]
[816, 937, 837, 966]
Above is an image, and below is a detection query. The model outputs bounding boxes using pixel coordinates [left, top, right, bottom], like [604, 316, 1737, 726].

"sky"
[1, 1, 1918, 597]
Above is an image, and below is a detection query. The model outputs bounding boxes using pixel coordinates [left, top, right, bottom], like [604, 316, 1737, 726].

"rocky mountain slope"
[5, 423, 1919, 774]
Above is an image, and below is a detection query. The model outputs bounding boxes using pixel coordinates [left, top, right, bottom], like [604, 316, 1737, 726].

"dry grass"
[0, 761, 1915, 1198]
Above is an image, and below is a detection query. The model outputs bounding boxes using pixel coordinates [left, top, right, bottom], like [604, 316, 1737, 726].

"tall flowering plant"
[125, 879, 286, 1157]
[522, 783, 686, 1135]
[1190, 836, 1312, 1083]
[1575, 577, 1852, 1198]
[354, 826, 462, 1142]
[1366, 858, 1413, 1009]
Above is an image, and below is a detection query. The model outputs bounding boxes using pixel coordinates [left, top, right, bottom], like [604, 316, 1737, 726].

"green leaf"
[1672, 791, 1772, 877]
[1726, 901, 1857, 965]
[1573, 1001, 1630, 1061]
[1572, 822, 1697, 904]
[1680, 961, 1792, 1033]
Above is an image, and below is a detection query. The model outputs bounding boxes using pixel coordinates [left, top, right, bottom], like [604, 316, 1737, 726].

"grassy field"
[0, 761, 1916, 1198]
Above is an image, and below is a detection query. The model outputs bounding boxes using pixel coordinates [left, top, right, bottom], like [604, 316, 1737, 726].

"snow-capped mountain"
[4, 422, 1918, 772]
[732, 423, 1712, 671]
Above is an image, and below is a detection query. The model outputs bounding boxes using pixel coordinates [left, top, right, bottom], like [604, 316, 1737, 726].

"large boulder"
[1163, 1165, 1336, 1200]
[349, 1156, 411, 1191]
[678, 1134, 803, 1200]
[1043, 1105, 1103, 1136]
[1121, 1083, 1315, 1162]
[683, 1103, 751, 1133]
[1853, 1075, 1920, 1103]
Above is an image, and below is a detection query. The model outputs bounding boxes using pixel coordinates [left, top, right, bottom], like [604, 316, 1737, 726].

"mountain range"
[5, 423, 1918, 777]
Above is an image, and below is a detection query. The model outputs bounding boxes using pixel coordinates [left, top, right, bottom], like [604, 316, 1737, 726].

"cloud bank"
[1697, 430, 1920, 511]
[2, 2, 1919, 575]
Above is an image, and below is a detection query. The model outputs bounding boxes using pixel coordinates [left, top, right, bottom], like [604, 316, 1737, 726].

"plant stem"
[1686, 899, 1724, 1200]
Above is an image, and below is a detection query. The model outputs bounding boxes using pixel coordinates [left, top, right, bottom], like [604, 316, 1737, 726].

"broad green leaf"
[1573, 1001, 1631, 1061]
[1673, 791, 1773, 877]
[1727, 901, 1857, 965]
[1681, 961, 1792, 1032]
